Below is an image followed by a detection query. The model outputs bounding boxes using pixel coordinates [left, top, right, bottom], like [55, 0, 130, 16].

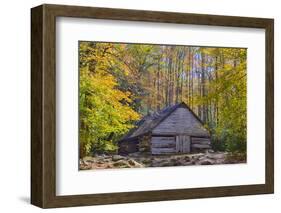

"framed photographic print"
[31, 4, 274, 208]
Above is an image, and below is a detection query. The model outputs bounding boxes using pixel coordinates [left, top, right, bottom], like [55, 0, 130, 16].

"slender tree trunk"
[180, 54, 184, 102]
[185, 48, 190, 104]
[168, 56, 173, 106]
[190, 48, 194, 109]
[201, 51, 207, 123]
[157, 57, 161, 110]
[175, 51, 180, 103]
[215, 55, 219, 126]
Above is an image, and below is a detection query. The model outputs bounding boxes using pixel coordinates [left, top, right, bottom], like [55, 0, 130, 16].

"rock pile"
[80, 151, 245, 170]
[80, 155, 144, 170]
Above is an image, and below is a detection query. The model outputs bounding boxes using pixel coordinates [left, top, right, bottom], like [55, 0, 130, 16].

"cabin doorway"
[176, 135, 191, 153]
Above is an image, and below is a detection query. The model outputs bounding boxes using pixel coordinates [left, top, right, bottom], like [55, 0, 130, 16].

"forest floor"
[79, 151, 246, 170]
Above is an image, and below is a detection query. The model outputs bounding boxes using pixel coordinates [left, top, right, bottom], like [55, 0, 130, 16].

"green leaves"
[198, 48, 247, 153]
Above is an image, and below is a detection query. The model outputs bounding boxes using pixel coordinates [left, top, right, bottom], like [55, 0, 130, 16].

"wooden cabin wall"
[139, 134, 151, 152]
[119, 135, 211, 155]
[191, 137, 211, 152]
[118, 140, 139, 154]
[150, 135, 211, 155]
[151, 136, 176, 154]
[152, 107, 210, 137]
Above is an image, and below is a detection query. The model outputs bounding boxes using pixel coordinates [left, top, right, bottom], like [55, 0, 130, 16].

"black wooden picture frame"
[31, 4, 274, 208]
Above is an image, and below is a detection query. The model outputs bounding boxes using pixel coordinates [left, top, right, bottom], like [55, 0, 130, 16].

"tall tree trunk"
[201, 51, 207, 123]
[157, 57, 161, 110]
[175, 51, 180, 103]
[189, 48, 194, 109]
[215, 55, 219, 126]
[180, 54, 184, 102]
[168, 56, 173, 106]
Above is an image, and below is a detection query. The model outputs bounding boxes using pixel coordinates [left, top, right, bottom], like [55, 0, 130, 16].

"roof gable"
[152, 106, 210, 136]
[120, 102, 210, 141]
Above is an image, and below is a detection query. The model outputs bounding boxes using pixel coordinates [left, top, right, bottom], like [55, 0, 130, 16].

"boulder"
[158, 160, 174, 167]
[128, 159, 144, 168]
[140, 158, 152, 165]
[184, 156, 191, 161]
[128, 152, 142, 157]
[128, 159, 136, 166]
[112, 155, 126, 161]
[83, 156, 94, 162]
[113, 160, 129, 167]
[207, 153, 226, 159]
[174, 160, 186, 166]
[198, 159, 214, 165]
[182, 161, 193, 166]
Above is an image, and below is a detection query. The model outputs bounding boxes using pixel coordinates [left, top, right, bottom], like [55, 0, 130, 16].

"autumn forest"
[79, 41, 247, 161]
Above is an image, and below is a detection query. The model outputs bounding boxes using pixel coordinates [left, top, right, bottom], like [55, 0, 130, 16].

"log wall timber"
[151, 147, 176, 155]
[151, 135, 196, 154]
[151, 136, 176, 154]
[152, 107, 209, 137]
[191, 137, 211, 145]
[119, 135, 211, 155]
[192, 144, 210, 149]
[191, 137, 211, 150]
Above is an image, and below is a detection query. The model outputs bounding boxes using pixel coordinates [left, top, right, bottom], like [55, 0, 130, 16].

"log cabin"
[118, 102, 211, 155]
